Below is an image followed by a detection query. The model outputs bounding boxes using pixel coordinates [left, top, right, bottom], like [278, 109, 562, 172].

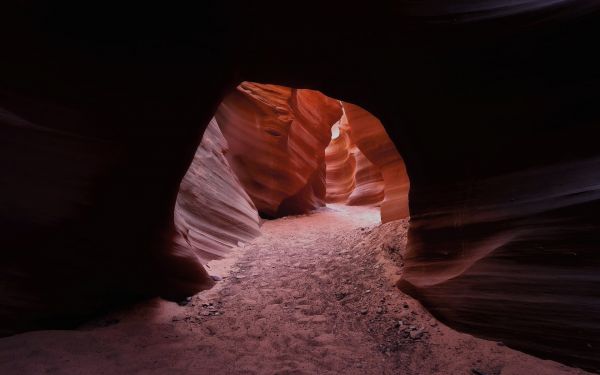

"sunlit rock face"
[342, 103, 409, 222]
[215, 82, 342, 218]
[277, 161, 327, 216]
[347, 150, 385, 206]
[325, 123, 356, 203]
[173, 119, 261, 262]
[228, 3, 600, 369]
[324, 110, 402, 209]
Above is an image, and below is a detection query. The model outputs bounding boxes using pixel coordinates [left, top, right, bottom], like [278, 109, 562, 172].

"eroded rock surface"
[215, 82, 342, 218]
[347, 150, 385, 206]
[342, 103, 409, 221]
[174, 119, 261, 262]
[325, 123, 356, 203]
[399, 156, 600, 371]
[2, 2, 600, 371]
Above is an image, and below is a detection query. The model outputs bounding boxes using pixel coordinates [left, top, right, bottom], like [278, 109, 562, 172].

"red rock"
[325, 122, 356, 203]
[215, 82, 342, 217]
[173, 118, 261, 261]
[325, 111, 390, 208]
[342, 103, 409, 221]
[277, 160, 327, 216]
[3, 5, 600, 370]
[347, 149, 385, 206]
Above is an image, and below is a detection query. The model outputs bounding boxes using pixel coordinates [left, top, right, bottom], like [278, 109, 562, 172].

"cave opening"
[2, 2, 600, 372]
[174, 81, 410, 266]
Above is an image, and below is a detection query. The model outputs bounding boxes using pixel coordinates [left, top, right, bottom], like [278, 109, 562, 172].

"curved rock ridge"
[342, 103, 409, 221]
[277, 161, 327, 216]
[173, 118, 261, 262]
[2, 3, 600, 370]
[347, 149, 385, 206]
[0, 86, 219, 336]
[325, 122, 356, 203]
[214, 82, 343, 218]
[399, 156, 600, 371]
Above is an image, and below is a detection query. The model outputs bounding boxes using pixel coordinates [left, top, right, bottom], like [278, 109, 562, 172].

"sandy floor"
[0, 205, 590, 374]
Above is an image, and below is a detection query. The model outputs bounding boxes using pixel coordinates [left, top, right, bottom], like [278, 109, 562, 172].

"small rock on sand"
[410, 329, 424, 339]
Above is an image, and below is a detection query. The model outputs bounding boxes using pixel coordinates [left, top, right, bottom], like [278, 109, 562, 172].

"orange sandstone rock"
[342, 102, 409, 222]
[215, 82, 342, 217]
[325, 123, 356, 203]
[347, 148, 385, 206]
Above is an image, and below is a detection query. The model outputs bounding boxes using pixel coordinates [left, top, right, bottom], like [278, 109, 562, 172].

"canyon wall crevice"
[342, 103, 410, 222]
[324, 103, 409, 221]
[325, 122, 356, 203]
[214, 83, 342, 218]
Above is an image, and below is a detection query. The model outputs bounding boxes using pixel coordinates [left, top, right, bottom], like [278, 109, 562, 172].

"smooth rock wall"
[174, 118, 261, 262]
[347, 150, 385, 206]
[214, 83, 342, 218]
[342, 103, 409, 222]
[325, 123, 356, 203]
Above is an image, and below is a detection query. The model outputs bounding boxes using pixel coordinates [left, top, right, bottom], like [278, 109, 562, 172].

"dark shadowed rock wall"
[214, 83, 342, 218]
[1, 1, 600, 370]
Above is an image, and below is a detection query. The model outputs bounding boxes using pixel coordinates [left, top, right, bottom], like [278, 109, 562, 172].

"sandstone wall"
[173, 118, 261, 262]
[215, 83, 342, 218]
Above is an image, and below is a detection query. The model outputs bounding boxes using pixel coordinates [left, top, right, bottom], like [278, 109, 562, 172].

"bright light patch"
[331, 123, 340, 140]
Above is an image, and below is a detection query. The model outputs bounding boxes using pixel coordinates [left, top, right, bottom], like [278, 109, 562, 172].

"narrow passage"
[0, 205, 588, 375]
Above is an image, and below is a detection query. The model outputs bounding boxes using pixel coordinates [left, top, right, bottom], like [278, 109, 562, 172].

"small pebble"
[410, 329, 424, 339]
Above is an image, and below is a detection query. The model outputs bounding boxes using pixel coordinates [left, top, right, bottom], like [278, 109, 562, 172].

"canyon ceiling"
[1, 1, 599, 372]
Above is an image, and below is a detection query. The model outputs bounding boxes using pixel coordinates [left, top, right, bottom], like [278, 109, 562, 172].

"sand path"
[0, 205, 589, 374]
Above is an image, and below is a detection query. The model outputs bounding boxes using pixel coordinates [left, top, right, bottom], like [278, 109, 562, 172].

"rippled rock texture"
[215, 83, 342, 218]
[344, 103, 410, 223]
[325, 122, 356, 203]
[347, 150, 385, 206]
[324, 108, 405, 211]
[399, 156, 600, 371]
[2, 2, 600, 371]
[341, 103, 409, 221]
[173, 119, 261, 262]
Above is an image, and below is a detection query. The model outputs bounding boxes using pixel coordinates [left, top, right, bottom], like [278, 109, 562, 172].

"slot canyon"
[1, 2, 600, 374]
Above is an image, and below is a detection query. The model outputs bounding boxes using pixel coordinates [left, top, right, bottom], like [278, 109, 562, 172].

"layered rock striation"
[325, 103, 409, 220]
[2, 2, 600, 370]
[347, 149, 385, 206]
[215, 82, 342, 218]
[173, 118, 261, 262]
[325, 122, 356, 203]
[342, 103, 409, 222]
